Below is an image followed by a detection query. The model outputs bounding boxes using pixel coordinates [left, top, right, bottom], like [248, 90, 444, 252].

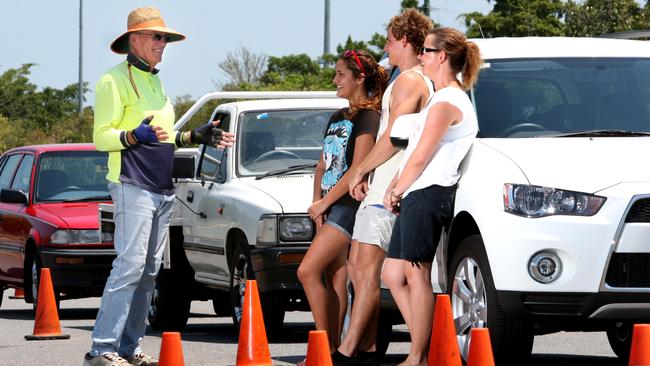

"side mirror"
[172, 155, 195, 179]
[0, 189, 28, 205]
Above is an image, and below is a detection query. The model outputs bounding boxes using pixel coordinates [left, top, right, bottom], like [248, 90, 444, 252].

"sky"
[0, 1, 493, 106]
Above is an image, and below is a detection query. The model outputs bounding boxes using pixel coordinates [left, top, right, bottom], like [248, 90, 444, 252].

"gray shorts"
[351, 204, 397, 251]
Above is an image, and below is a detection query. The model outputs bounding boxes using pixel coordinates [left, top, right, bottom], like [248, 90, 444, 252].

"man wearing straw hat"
[85, 7, 234, 366]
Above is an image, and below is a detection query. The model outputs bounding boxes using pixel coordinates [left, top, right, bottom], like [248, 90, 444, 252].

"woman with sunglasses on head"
[297, 49, 387, 358]
[382, 27, 482, 366]
[341, 8, 433, 366]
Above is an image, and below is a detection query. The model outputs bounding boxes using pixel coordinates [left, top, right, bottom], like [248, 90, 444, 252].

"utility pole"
[324, 0, 330, 56]
[78, 0, 83, 116]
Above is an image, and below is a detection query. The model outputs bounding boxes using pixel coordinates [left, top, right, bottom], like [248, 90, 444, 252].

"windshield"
[474, 58, 650, 137]
[237, 109, 336, 177]
[36, 150, 110, 202]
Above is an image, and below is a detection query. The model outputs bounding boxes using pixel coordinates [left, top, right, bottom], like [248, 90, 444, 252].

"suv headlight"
[256, 214, 314, 245]
[50, 229, 102, 244]
[503, 184, 606, 218]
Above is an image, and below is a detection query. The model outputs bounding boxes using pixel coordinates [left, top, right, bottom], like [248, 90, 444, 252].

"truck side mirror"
[0, 188, 28, 204]
[172, 155, 196, 179]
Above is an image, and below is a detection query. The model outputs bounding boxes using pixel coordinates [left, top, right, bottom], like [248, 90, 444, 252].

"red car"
[0, 143, 114, 309]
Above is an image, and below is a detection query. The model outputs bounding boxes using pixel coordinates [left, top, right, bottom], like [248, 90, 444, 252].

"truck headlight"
[279, 217, 313, 241]
[50, 229, 101, 244]
[503, 184, 606, 218]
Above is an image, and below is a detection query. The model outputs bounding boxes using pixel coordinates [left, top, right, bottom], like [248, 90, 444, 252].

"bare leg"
[339, 240, 386, 356]
[297, 225, 350, 345]
[382, 258, 412, 331]
[326, 252, 348, 349]
[400, 261, 434, 366]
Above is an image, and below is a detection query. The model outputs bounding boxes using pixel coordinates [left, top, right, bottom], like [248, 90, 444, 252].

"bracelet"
[390, 190, 402, 199]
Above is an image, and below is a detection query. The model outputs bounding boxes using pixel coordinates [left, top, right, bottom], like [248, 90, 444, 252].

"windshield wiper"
[552, 129, 650, 137]
[59, 195, 112, 202]
[255, 163, 317, 180]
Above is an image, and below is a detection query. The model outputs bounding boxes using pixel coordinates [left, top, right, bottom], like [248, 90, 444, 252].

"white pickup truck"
[101, 92, 347, 336]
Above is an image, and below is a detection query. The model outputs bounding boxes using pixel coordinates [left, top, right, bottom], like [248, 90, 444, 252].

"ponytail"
[461, 41, 481, 90]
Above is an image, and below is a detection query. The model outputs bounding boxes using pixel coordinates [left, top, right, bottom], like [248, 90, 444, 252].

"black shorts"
[387, 184, 456, 263]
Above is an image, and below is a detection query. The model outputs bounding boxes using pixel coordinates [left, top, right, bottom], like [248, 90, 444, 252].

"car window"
[199, 112, 230, 183]
[0, 155, 23, 190]
[237, 109, 335, 177]
[11, 154, 34, 194]
[474, 58, 650, 137]
[36, 150, 109, 202]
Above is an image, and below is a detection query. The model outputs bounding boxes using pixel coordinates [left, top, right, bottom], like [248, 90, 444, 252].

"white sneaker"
[83, 352, 134, 366]
[126, 353, 158, 366]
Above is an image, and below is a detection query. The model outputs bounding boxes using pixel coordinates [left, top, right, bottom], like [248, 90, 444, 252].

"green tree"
[463, 0, 565, 38]
[565, 0, 647, 37]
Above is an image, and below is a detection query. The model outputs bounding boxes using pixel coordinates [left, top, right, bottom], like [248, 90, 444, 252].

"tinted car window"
[474, 58, 650, 137]
[0, 155, 23, 190]
[11, 154, 34, 194]
[36, 151, 109, 202]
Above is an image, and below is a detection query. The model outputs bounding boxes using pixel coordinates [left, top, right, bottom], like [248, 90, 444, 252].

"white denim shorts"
[351, 204, 397, 251]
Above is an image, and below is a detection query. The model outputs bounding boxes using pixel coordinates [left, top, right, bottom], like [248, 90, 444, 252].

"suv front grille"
[626, 198, 650, 223]
[605, 253, 650, 288]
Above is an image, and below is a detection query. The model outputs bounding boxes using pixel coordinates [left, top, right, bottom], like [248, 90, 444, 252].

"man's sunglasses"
[138, 32, 172, 42]
[421, 47, 441, 55]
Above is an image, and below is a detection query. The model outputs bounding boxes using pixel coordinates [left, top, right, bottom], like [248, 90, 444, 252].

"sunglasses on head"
[343, 50, 366, 74]
[420, 47, 441, 55]
[138, 32, 172, 42]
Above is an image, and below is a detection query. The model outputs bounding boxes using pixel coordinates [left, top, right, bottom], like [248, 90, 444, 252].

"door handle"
[186, 191, 194, 203]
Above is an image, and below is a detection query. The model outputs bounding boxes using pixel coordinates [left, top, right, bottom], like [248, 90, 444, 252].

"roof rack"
[174, 91, 338, 130]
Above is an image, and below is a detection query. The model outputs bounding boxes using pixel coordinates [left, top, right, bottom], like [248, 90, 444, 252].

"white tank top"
[362, 68, 434, 206]
[398, 87, 478, 197]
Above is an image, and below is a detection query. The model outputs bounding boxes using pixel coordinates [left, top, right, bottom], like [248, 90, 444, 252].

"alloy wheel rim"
[451, 256, 488, 360]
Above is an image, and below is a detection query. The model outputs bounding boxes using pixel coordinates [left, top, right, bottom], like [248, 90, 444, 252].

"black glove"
[132, 116, 157, 144]
[191, 122, 224, 147]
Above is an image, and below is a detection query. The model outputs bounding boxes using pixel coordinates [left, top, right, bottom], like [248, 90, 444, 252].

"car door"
[183, 111, 233, 286]
[0, 154, 31, 282]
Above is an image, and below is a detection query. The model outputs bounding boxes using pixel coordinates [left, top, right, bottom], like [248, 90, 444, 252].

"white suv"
[406, 37, 650, 363]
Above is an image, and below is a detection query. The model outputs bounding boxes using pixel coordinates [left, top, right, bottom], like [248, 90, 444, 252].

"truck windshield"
[237, 109, 336, 176]
[474, 58, 650, 137]
[35, 150, 109, 202]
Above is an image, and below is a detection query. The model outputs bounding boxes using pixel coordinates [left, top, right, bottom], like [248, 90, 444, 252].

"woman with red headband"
[297, 49, 387, 358]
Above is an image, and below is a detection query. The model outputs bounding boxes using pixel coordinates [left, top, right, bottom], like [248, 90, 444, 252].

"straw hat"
[111, 7, 186, 54]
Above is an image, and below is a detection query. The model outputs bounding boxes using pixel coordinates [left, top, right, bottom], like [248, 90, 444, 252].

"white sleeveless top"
[398, 87, 478, 198]
[362, 68, 434, 206]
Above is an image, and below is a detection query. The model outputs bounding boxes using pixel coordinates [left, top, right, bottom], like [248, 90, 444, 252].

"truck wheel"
[448, 234, 533, 363]
[375, 307, 394, 362]
[212, 292, 232, 317]
[148, 273, 191, 331]
[606, 321, 633, 362]
[229, 239, 285, 337]
[230, 241, 255, 329]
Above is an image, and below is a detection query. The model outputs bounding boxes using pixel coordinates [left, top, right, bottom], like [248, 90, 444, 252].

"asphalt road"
[0, 291, 621, 366]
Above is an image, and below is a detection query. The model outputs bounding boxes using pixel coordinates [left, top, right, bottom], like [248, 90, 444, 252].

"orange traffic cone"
[235, 280, 272, 366]
[467, 328, 495, 366]
[305, 330, 333, 366]
[25, 268, 70, 340]
[9, 287, 24, 299]
[428, 294, 462, 366]
[629, 323, 650, 366]
[158, 332, 185, 366]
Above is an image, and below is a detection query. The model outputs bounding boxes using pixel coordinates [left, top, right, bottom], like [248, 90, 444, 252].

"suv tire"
[448, 234, 533, 363]
[606, 321, 632, 362]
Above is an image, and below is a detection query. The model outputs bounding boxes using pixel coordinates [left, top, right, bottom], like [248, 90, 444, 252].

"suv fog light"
[528, 251, 561, 283]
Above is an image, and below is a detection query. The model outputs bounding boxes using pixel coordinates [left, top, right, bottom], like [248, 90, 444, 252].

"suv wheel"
[148, 270, 191, 331]
[448, 234, 533, 363]
[606, 321, 633, 361]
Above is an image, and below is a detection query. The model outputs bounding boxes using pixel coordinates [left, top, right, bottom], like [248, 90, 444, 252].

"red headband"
[343, 50, 365, 75]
